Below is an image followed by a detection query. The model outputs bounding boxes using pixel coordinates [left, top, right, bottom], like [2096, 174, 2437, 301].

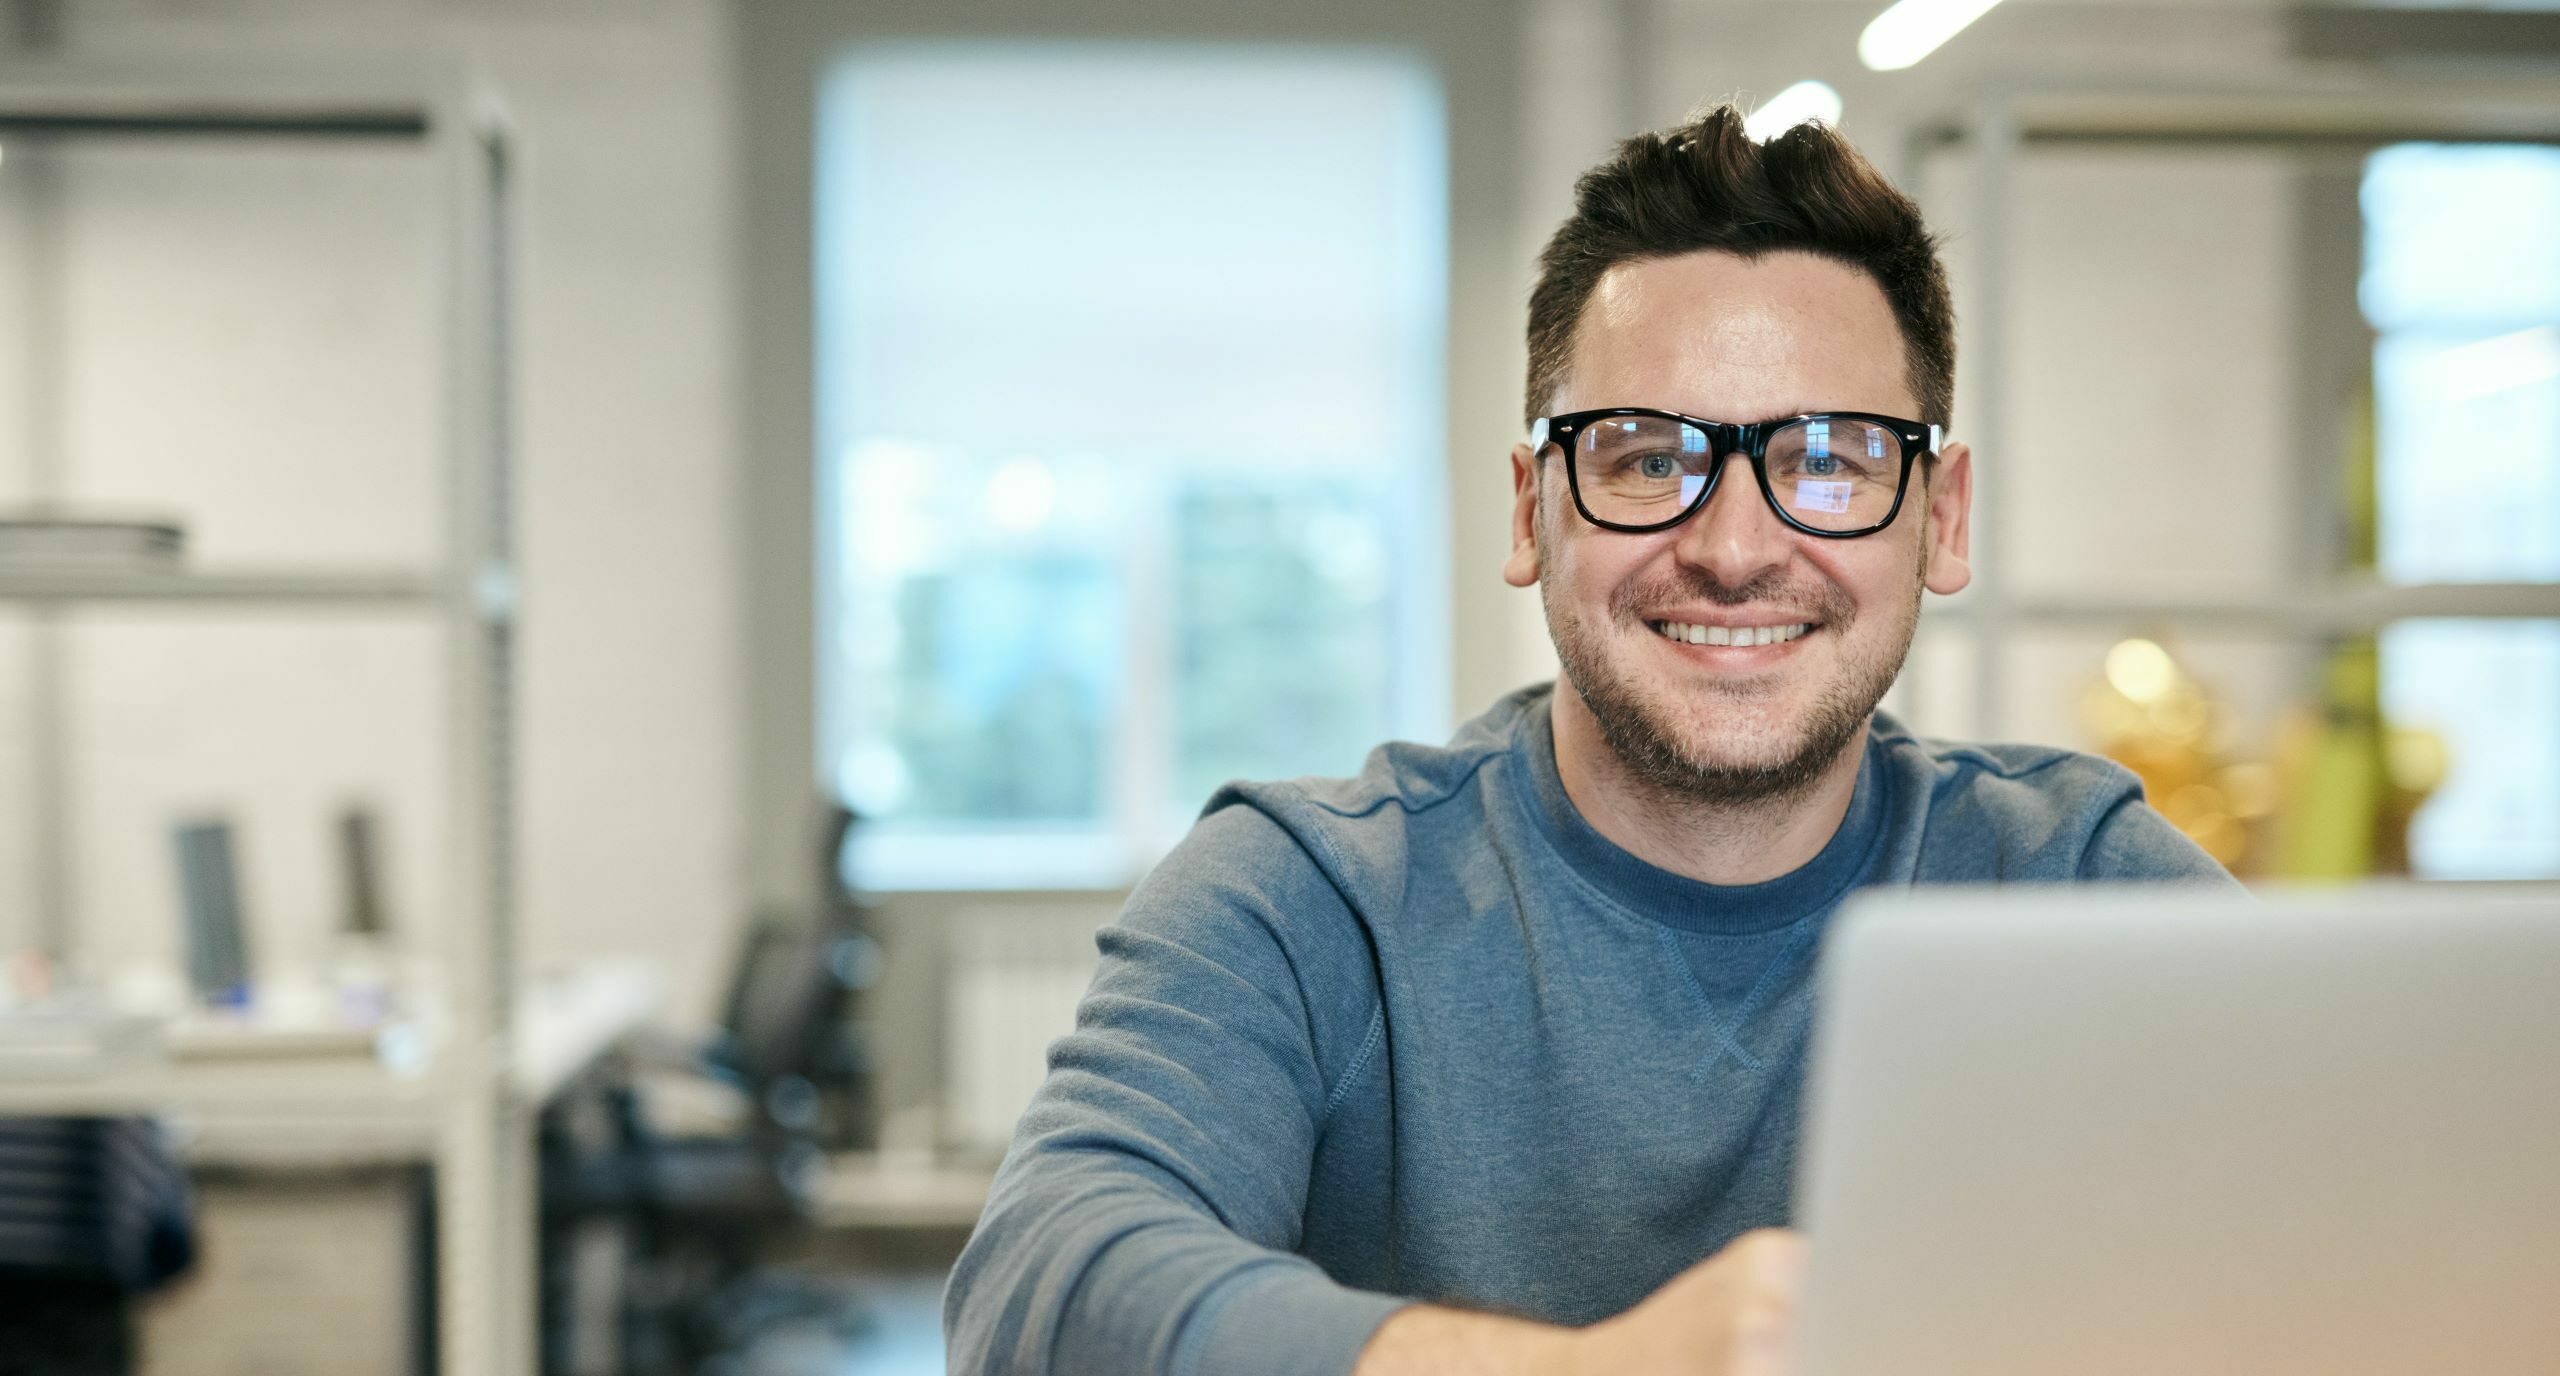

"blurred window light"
[2362, 145, 2560, 586]
[2363, 144, 2560, 881]
[817, 45, 1451, 891]
[2361, 145, 2560, 332]
[1857, 0, 2008, 72]
[2379, 620, 2560, 881]
[1744, 81, 1844, 143]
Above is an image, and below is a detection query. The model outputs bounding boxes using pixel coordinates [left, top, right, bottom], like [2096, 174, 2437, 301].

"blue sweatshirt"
[945, 685, 2233, 1375]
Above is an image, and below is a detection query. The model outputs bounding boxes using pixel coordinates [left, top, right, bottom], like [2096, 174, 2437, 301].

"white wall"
[0, 0, 746, 1023]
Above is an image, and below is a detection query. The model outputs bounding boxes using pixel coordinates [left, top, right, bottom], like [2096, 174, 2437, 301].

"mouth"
[1647, 618, 1818, 650]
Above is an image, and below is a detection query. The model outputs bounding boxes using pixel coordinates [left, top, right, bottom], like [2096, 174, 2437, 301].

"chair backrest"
[716, 918, 838, 1089]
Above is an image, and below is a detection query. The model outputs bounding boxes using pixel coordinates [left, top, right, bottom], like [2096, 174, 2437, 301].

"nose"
[1675, 452, 1795, 590]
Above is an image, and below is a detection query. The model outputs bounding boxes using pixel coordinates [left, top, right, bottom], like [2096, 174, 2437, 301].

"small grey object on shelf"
[172, 818, 252, 1005]
[0, 511, 186, 569]
[339, 804, 388, 937]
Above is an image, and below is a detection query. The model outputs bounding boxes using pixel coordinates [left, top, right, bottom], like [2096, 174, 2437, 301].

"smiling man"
[944, 107, 2230, 1376]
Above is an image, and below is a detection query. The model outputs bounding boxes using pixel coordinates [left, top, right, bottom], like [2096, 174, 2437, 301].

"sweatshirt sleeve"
[942, 800, 1410, 1376]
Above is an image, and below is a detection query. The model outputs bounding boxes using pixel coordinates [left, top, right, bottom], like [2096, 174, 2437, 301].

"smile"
[1649, 619, 1814, 647]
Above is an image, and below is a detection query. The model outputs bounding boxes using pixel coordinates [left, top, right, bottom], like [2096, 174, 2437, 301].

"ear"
[1502, 443, 1543, 589]
[1920, 440, 1973, 596]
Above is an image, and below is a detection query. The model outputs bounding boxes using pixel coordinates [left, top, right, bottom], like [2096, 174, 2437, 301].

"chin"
[1658, 694, 1816, 770]
[1555, 616, 1896, 806]
[1684, 703, 1859, 792]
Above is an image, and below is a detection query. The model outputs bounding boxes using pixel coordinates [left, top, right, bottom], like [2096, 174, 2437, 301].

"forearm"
[949, 1169, 1404, 1376]
[1352, 1304, 1583, 1376]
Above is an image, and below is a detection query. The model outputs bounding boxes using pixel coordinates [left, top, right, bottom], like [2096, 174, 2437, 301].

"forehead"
[1562, 249, 1916, 421]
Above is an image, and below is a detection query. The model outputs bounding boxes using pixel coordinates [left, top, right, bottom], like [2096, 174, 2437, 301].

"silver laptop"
[1795, 885, 2560, 1376]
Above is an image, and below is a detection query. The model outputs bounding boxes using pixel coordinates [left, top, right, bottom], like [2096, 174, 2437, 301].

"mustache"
[1610, 567, 1853, 626]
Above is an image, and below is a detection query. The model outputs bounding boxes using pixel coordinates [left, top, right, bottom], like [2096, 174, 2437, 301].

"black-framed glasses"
[1533, 407, 1941, 538]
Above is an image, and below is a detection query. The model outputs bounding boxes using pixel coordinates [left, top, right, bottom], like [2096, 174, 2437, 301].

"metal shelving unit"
[0, 568, 445, 602]
[1935, 581, 2560, 636]
[1904, 74, 2560, 739]
[0, 62, 526, 1376]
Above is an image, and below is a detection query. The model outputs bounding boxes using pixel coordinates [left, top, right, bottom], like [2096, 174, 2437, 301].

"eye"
[1636, 453, 1678, 480]
[1801, 452, 1840, 477]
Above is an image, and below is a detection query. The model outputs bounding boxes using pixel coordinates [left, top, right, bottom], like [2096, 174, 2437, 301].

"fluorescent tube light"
[1859, 0, 2009, 71]
[1745, 81, 1845, 142]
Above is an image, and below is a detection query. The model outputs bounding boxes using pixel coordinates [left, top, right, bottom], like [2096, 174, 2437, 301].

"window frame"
[740, 1, 1528, 902]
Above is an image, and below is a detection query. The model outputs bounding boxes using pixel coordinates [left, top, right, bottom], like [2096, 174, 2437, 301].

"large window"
[2363, 144, 2560, 879]
[817, 46, 1450, 890]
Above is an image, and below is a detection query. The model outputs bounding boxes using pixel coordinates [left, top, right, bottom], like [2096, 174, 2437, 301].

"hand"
[1568, 1228, 1809, 1376]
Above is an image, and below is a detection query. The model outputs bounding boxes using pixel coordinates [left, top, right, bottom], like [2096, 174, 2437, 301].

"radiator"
[944, 906, 1110, 1156]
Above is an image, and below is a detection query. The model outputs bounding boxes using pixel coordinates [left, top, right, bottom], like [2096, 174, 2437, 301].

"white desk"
[0, 962, 662, 1166]
[812, 1151, 995, 1232]
[0, 962, 666, 1372]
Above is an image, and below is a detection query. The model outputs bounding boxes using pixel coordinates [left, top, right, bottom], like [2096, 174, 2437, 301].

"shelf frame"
[1906, 75, 2560, 737]
[0, 568, 447, 605]
[0, 60, 527, 1376]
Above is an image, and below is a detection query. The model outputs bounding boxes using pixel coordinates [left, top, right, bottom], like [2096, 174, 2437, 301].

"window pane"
[2380, 619, 2560, 880]
[831, 444, 1124, 826]
[2372, 330, 2560, 584]
[1172, 481, 1400, 822]
[2361, 144, 2560, 332]
[2362, 146, 2560, 883]
[817, 45, 1449, 887]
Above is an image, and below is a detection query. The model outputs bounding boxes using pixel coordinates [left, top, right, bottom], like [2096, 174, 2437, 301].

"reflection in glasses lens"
[1574, 414, 1716, 524]
[1761, 417, 1904, 531]
[1570, 413, 1911, 534]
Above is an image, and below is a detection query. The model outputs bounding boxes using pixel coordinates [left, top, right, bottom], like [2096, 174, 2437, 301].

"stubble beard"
[1542, 518, 1925, 808]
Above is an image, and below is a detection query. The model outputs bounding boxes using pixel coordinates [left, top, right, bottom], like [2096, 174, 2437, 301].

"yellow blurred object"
[2262, 641, 2449, 881]
[2104, 638, 2178, 704]
[2081, 634, 2250, 869]
[2271, 641, 2386, 878]
[2385, 726, 2448, 795]
[2219, 762, 2279, 820]
[2077, 389, 2454, 880]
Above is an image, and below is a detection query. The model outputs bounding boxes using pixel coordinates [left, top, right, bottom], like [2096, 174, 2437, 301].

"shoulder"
[1125, 683, 1540, 942]
[1869, 709, 2141, 829]
[1111, 691, 1542, 1068]
[1201, 683, 1541, 893]
[1868, 710, 2234, 884]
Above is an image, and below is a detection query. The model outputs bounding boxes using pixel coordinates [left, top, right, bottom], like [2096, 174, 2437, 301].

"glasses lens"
[1574, 415, 1715, 526]
[1762, 417, 1907, 531]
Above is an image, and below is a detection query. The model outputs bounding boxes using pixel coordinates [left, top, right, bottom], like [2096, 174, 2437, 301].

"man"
[944, 105, 2229, 1376]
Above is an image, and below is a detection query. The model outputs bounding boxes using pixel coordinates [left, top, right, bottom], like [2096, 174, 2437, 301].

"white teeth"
[1655, 620, 1813, 646]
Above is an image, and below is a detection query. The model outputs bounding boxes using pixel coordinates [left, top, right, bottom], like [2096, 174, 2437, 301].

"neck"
[1547, 682, 1867, 886]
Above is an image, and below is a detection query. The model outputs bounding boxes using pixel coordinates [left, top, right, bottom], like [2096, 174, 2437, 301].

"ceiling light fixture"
[1745, 81, 1846, 141]
[1858, 0, 2009, 71]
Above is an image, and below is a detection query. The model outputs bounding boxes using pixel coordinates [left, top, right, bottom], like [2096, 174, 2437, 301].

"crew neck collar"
[1513, 690, 1889, 935]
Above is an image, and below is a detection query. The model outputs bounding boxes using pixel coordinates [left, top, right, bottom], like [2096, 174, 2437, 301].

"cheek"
[1807, 541, 1918, 616]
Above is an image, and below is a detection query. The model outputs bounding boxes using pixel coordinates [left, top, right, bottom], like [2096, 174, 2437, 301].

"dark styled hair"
[1524, 104, 1956, 432]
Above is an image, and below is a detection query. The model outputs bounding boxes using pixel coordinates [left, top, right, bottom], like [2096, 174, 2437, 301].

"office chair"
[539, 805, 880, 1376]
[0, 1117, 195, 1376]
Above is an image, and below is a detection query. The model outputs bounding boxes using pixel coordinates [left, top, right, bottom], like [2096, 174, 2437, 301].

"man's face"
[1503, 249, 1974, 802]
